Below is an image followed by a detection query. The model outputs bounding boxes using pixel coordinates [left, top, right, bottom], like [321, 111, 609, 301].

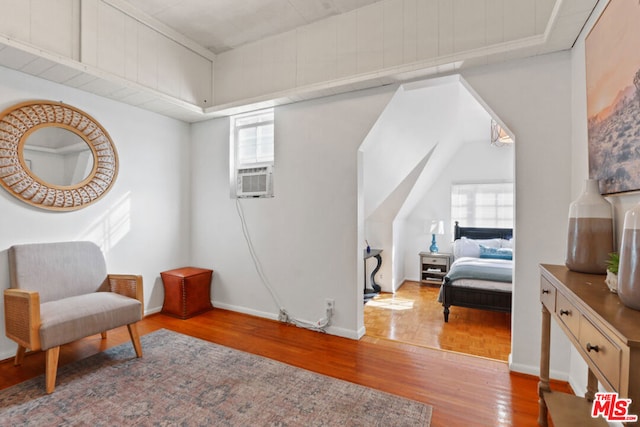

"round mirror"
[23, 127, 95, 187]
[0, 100, 118, 211]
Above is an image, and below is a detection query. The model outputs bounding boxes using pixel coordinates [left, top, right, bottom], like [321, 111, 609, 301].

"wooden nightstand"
[419, 252, 452, 285]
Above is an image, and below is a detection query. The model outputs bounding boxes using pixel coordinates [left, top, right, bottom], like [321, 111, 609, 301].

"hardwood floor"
[364, 281, 511, 361]
[0, 308, 571, 426]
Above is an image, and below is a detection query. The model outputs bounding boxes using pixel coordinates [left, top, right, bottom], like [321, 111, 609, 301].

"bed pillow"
[453, 237, 502, 259]
[479, 245, 513, 260]
[500, 238, 514, 249]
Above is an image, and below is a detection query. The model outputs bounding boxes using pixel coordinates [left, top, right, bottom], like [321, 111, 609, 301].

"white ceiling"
[126, 0, 384, 53]
[0, 0, 601, 122]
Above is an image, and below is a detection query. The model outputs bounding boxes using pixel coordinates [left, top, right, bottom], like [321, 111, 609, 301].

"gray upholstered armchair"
[4, 241, 144, 393]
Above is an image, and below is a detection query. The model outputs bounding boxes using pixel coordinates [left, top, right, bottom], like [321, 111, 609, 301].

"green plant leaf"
[606, 252, 619, 274]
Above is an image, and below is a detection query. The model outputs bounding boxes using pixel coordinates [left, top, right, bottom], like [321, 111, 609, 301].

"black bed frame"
[442, 221, 513, 322]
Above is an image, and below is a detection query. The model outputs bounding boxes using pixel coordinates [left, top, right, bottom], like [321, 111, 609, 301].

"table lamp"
[429, 220, 445, 253]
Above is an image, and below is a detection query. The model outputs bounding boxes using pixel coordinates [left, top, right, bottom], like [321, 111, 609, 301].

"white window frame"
[229, 108, 274, 198]
[451, 181, 514, 228]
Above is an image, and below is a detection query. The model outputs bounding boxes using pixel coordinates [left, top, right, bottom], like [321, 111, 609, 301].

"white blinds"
[451, 182, 514, 228]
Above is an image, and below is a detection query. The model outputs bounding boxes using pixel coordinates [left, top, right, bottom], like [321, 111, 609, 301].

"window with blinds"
[451, 182, 514, 228]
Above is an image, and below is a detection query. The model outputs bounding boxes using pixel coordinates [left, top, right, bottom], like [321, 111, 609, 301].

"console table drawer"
[579, 317, 621, 391]
[540, 277, 556, 312]
[556, 292, 580, 339]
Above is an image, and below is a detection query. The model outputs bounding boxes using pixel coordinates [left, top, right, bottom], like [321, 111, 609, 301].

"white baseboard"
[145, 306, 162, 315]
[212, 301, 360, 339]
[0, 348, 15, 362]
[325, 325, 361, 339]
[509, 360, 569, 382]
[212, 301, 279, 321]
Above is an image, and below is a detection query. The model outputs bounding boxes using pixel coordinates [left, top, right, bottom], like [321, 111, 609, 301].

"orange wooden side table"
[160, 267, 213, 319]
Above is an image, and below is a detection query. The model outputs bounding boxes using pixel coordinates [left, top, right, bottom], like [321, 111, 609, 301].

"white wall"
[190, 87, 394, 338]
[194, 49, 575, 378]
[0, 66, 191, 359]
[362, 80, 459, 219]
[462, 51, 574, 377]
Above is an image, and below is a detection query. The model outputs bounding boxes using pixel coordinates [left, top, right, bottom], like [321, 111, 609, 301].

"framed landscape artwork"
[585, 0, 640, 195]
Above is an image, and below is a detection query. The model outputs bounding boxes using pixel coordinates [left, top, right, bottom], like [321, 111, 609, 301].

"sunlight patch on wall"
[77, 192, 131, 254]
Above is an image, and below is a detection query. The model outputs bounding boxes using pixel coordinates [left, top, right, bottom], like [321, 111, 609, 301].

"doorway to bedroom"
[358, 74, 515, 362]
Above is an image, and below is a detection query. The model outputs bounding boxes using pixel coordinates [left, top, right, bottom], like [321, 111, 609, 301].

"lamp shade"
[429, 220, 445, 235]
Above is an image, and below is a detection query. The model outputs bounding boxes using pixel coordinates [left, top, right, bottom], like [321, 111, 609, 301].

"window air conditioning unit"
[236, 165, 273, 198]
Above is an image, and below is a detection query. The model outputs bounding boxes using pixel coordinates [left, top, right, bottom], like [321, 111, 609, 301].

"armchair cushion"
[39, 293, 141, 350]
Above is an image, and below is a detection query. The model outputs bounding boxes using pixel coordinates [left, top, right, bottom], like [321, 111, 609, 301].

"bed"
[440, 221, 513, 322]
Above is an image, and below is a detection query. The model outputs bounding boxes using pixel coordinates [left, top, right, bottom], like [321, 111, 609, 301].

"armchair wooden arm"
[3, 289, 41, 353]
[107, 274, 144, 316]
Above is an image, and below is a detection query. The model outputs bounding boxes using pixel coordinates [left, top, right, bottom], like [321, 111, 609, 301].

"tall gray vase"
[565, 179, 613, 274]
[618, 202, 640, 310]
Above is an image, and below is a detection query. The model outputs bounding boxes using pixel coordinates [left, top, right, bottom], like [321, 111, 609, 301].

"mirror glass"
[23, 127, 94, 186]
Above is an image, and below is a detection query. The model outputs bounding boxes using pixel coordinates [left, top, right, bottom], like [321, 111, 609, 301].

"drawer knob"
[559, 309, 570, 316]
[586, 343, 600, 353]
[542, 289, 550, 294]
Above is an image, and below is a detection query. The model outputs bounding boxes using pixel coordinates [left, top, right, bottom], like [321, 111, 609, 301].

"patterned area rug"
[0, 329, 431, 426]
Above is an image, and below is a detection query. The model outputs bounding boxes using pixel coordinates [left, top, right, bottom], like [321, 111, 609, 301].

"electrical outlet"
[325, 298, 335, 313]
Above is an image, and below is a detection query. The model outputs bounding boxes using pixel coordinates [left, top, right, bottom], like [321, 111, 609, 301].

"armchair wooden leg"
[127, 323, 143, 358]
[101, 332, 107, 339]
[45, 346, 60, 394]
[14, 345, 26, 366]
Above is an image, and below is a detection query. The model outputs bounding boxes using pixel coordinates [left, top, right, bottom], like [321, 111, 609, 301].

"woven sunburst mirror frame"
[0, 100, 118, 211]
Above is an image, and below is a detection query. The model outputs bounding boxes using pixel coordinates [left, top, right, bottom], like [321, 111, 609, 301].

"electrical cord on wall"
[235, 198, 332, 333]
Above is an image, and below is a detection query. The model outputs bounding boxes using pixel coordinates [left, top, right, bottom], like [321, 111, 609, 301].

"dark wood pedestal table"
[364, 249, 382, 303]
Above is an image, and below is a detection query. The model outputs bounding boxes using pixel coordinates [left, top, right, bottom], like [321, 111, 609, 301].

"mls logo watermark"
[591, 392, 638, 422]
